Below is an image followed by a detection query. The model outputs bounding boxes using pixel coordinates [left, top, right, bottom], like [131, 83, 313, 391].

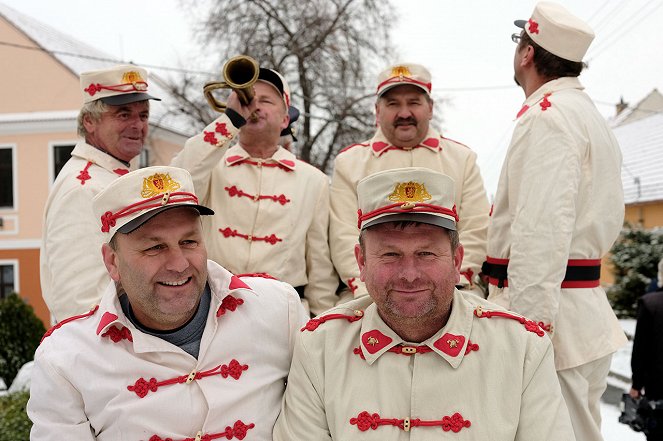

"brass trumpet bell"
[203, 55, 260, 113]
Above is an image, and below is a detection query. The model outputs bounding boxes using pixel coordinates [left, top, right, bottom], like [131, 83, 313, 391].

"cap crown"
[80, 64, 159, 104]
[521, 1, 594, 62]
[376, 63, 432, 97]
[357, 167, 458, 231]
[92, 166, 210, 238]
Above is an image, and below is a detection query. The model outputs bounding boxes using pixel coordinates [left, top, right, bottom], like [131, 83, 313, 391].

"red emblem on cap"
[528, 18, 539, 34]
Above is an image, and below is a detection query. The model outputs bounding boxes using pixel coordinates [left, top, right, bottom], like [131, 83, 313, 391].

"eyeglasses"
[511, 33, 522, 44]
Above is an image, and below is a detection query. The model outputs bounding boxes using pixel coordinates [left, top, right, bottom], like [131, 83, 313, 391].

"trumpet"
[203, 55, 260, 113]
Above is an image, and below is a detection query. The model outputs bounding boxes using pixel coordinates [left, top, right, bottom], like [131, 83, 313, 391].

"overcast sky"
[2, 0, 662, 195]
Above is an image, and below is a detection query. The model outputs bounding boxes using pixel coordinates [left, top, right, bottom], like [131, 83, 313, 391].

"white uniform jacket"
[486, 77, 627, 370]
[28, 260, 307, 441]
[273, 290, 575, 440]
[171, 114, 338, 316]
[330, 128, 490, 297]
[40, 142, 130, 322]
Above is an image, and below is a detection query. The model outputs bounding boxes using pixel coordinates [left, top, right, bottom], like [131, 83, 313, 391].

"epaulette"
[337, 142, 369, 156]
[41, 305, 99, 343]
[235, 272, 278, 280]
[473, 305, 546, 337]
[440, 135, 470, 149]
[301, 308, 364, 332]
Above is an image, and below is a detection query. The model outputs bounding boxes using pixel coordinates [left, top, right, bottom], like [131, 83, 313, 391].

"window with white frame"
[52, 144, 75, 179]
[0, 262, 17, 299]
[0, 146, 14, 208]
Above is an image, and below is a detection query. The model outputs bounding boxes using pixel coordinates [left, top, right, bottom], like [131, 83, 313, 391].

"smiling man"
[29, 166, 307, 440]
[330, 63, 490, 302]
[274, 167, 575, 441]
[40, 64, 159, 323]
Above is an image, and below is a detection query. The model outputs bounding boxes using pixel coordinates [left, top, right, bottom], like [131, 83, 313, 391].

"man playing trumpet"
[172, 66, 337, 316]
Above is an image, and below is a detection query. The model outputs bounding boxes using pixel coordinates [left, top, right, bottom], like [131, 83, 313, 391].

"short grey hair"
[77, 100, 110, 138]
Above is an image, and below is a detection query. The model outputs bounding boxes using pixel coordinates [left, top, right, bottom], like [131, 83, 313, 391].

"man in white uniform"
[172, 68, 337, 316]
[330, 63, 489, 300]
[41, 65, 160, 322]
[274, 167, 574, 440]
[28, 166, 307, 440]
[484, 3, 627, 440]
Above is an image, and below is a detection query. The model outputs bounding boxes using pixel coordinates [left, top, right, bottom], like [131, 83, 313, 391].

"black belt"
[481, 258, 602, 289]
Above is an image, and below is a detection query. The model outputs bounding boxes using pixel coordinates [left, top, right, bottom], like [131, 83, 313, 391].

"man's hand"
[227, 89, 256, 121]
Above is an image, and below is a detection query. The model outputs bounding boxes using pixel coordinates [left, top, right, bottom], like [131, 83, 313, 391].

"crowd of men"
[31, 2, 633, 441]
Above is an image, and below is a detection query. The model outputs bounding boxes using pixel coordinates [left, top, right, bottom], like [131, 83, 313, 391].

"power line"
[0, 40, 215, 76]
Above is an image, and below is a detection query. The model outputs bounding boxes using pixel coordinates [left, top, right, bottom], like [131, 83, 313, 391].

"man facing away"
[28, 166, 307, 440]
[483, 3, 627, 440]
[172, 68, 337, 316]
[330, 63, 490, 301]
[40, 64, 159, 322]
[274, 167, 574, 440]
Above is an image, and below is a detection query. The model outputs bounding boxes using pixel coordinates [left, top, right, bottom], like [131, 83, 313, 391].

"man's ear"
[82, 113, 96, 134]
[101, 243, 121, 282]
[355, 243, 366, 282]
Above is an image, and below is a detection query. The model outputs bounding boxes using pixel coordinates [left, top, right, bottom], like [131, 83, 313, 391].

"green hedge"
[0, 294, 45, 387]
[0, 390, 31, 440]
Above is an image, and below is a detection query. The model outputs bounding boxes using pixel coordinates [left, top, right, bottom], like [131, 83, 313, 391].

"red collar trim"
[371, 137, 440, 157]
[225, 154, 297, 171]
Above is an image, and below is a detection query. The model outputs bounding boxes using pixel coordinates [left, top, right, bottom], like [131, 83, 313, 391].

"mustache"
[393, 117, 417, 127]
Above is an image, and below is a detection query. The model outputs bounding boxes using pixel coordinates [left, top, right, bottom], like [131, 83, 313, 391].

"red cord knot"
[204, 131, 219, 146]
[216, 294, 244, 317]
[350, 411, 471, 433]
[528, 18, 539, 34]
[129, 377, 159, 398]
[84, 83, 103, 96]
[538, 322, 553, 333]
[100, 211, 116, 233]
[465, 340, 479, 354]
[101, 325, 133, 342]
[215, 122, 231, 137]
[220, 359, 248, 380]
[540, 92, 552, 111]
[148, 419, 255, 441]
[76, 161, 93, 185]
[301, 311, 364, 332]
[347, 278, 358, 294]
[474, 306, 545, 337]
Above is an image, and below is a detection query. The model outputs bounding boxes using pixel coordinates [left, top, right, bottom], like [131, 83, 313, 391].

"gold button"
[402, 346, 417, 354]
[403, 417, 411, 432]
[354, 310, 364, 317]
[253, 195, 260, 201]
[194, 431, 203, 441]
[247, 235, 253, 242]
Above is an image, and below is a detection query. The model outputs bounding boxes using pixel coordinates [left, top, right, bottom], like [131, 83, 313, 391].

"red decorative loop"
[465, 340, 479, 355]
[540, 93, 552, 111]
[149, 419, 255, 441]
[350, 411, 471, 433]
[224, 186, 290, 205]
[460, 268, 474, 286]
[113, 168, 129, 176]
[101, 325, 133, 343]
[204, 131, 219, 145]
[474, 307, 545, 337]
[353, 347, 366, 360]
[128, 359, 249, 398]
[538, 322, 553, 333]
[215, 122, 231, 137]
[301, 312, 364, 332]
[217, 294, 244, 317]
[348, 277, 358, 294]
[227, 159, 294, 172]
[528, 18, 539, 34]
[218, 227, 282, 245]
[100, 211, 116, 233]
[76, 161, 93, 185]
[84, 83, 103, 96]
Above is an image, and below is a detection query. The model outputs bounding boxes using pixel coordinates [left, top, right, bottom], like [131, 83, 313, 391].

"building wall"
[0, 248, 48, 325]
[0, 16, 81, 113]
[625, 201, 663, 229]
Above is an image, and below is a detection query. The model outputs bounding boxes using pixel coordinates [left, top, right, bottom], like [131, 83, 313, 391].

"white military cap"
[92, 166, 213, 239]
[80, 64, 161, 105]
[357, 167, 458, 231]
[376, 63, 432, 97]
[515, 1, 594, 62]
